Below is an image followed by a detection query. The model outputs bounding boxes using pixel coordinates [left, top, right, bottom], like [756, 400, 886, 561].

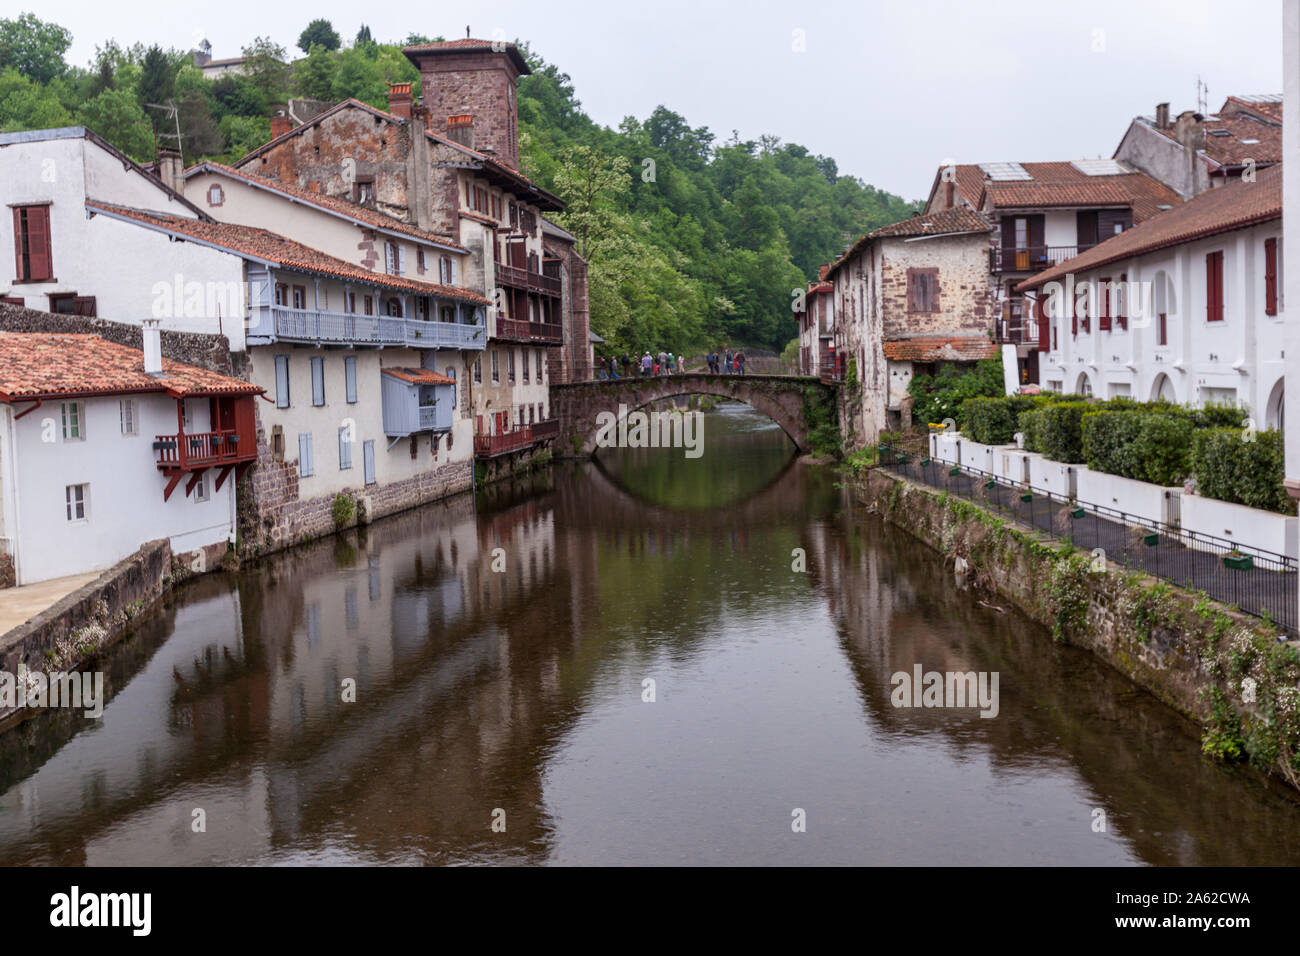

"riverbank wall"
[854, 466, 1300, 792]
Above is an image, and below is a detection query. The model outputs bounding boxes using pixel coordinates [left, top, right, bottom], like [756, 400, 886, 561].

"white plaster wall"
[1181, 492, 1299, 558]
[8, 393, 234, 584]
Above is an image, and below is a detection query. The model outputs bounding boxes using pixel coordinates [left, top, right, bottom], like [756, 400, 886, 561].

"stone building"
[230, 39, 591, 475]
[823, 206, 997, 446]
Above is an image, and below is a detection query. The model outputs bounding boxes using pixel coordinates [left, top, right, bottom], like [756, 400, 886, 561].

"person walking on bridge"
[641, 352, 652, 376]
[735, 350, 746, 375]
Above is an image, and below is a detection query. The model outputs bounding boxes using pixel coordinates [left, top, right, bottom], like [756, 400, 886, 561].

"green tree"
[136, 45, 174, 126]
[0, 66, 73, 131]
[297, 19, 341, 54]
[293, 43, 338, 100]
[240, 36, 288, 101]
[0, 13, 71, 85]
[76, 88, 154, 160]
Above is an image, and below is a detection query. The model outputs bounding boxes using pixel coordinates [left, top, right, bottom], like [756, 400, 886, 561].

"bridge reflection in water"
[0, 403, 1298, 865]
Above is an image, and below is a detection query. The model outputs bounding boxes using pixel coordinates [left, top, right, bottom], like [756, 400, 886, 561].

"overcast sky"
[22, 0, 1285, 200]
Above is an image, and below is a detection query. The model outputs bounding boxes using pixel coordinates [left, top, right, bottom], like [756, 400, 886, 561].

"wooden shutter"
[28, 207, 52, 280]
[338, 426, 352, 470]
[12, 208, 22, 279]
[1099, 277, 1111, 331]
[363, 440, 375, 485]
[1207, 251, 1224, 321]
[1035, 294, 1049, 350]
[311, 356, 325, 405]
[1265, 238, 1278, 315]
[298, 432, 314, 477]
[275, 355, 290, 408]
[345, 356, 357, 403]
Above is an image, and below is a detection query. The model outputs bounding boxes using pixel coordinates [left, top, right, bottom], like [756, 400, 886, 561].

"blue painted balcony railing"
[249, 306, 486, 350]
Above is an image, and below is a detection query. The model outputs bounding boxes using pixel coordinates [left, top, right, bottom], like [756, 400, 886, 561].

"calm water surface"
[1, 402, 1298, 865]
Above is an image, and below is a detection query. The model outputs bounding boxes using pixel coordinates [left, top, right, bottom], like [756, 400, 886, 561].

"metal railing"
[879, 442, 1298, 635]
[990, 244, 1095, 273]
[259, 306, 486, 350]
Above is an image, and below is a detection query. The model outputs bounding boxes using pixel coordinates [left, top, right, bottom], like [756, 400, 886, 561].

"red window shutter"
[1071, 291, 1078, 337]
[12, 208, 22, 279]
[1207, 251, 1224, 321]
[1117, 273, 1127, 330]
[1099, 277, 1112, 331]
[1035, 294, 1049, 351]
[1265, 238, 1278, 316]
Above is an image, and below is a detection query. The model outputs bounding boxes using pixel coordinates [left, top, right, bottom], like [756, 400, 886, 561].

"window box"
[1070, 505, 1085, 519]
[1019, 492, 1034, 503]
[949, 466, 962, 477]
[1223, 552, 1254, 571]
[1143, 532, 1159, 547]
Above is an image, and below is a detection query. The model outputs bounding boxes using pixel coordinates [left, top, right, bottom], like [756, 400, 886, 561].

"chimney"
[156, 146, 184, 196]
[142, 318, 162, 375]
[1155, 102, 1170, 130]
[1174, 110, 1206, 195]
[944, 181, 955, 207]
[388, 82, 412, 120]
[446, 113, 475, 149]
[270, 113, 293, 139]
[818, 265, 828, 281]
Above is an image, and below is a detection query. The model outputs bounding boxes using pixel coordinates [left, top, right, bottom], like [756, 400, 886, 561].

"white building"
[0, 329, 262, 585]
[1018, 166, 1283, 424]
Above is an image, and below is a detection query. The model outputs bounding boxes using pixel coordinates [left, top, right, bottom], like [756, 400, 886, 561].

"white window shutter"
[398, 246, 406, 277]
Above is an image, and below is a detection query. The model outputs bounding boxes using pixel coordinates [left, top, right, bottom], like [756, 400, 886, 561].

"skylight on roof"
[978, 162, 1032, 181]
[1071, 158, 1128, 176]
[1241, 138, 1261, 144]
[1208, 129, 1232, 137]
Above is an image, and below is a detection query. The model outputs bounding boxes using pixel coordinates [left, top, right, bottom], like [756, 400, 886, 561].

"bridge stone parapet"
[550, 373, 833, 457]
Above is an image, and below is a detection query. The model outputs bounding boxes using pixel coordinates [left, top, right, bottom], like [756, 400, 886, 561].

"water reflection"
[0, 403, 1296, 865]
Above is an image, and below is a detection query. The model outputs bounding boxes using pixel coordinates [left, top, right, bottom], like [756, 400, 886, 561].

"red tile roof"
[1220, 95, 1283, 126]
[86, 202, 492, 306]
[382, 367, 456, 385]
[882, 337, 999, 362]
[187, 162, 466, 251]
[401, 38, 531, 75]
[932, 162, 1181, 223]
[1145, 111, 1282, 168]
[1017, 164, 1281, 292]
[824, 207, 990, 280]
[0, 332, 262, 401]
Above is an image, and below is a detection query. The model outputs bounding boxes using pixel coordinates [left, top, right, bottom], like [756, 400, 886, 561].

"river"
[0, 402, 1298, 865]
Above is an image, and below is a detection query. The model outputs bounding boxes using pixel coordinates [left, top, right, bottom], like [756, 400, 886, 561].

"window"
[181, 400, 193, 431]
[310, 356, 325, 406]
[385, 242, 404, 276]
[354, 179, 375, 204]
[61, 401, 84, 441]
[298, 432, 314, 477]
[206, 184, 224, 206]
[508, 349, 516, 383]
[119, 399, 138, 436]
[440, 305, 456, 324]
[13, 205, 52, 281]
[440, 256, 455, 284]
[446, 367, 457, 408]
[1099, 277, 1112, 331]
[344, 356, 358, 404]
[1158, 311, 1168, 346]
[65, 483, 87, 521]
[1154, 270, 1169, 345]
[907, 269, 938, 313]
[363, 440, 376, 485]
[275, 283, 287, 306]
[363, 295, 374, 316]
[49, 294, 96, 316]
[474, 357, 482, 383]
[274, 355, 291, 408]
[292, 285, 307, 310]
[1265, 237, 1278, 316]
[523, 352, 530, 383]
[272, 425, 285, 461]
[417, 248, 427, 274]
[535, 349, 543, 381]
[1206, 250, 1225, 322]
[338, 426, 353, 470]
[194, 473, 209, 503]
[491, 351, 500, 383]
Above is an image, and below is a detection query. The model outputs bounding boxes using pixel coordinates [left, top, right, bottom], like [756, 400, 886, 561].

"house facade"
[0, 328, 261, 585]
[824, 206, 998, 446]
[798, 268, 834, 377]
[925, 159, 1182, 387]
[1017, 166, 1283, 426]
[230, 40, 590, 469]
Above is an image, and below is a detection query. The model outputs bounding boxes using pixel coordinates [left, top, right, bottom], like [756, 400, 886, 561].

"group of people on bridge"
[598, 348, 747, 380]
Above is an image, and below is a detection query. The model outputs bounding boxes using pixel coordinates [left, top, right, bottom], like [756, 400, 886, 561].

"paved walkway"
[0, 571, 104, 638]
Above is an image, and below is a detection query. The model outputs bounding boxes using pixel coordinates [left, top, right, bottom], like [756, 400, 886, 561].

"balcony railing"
[497, 263, 563, 296]
[254, 306, 486, 350]
[996, 316, 1043, 346]
[990, 244, 1094, 273]
[473, 418, 560, 456]
[154, 429, 252, 469]
[418, 405, 441, 431]
[495, 314, 564, 343]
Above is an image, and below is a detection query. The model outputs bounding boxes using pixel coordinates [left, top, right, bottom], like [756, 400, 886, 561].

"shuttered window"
[907, 269, 938, 313]
[1116, 273, 1128, 330]
[13, 205, 53, 281]
[1099, 277, 1112, 331]
[1265, 237, 1278, 316]
[338, 426, 353, 470]
[298, 432, 314, 477]
[310, 356, 325, 406]
[344, 356, 358, 403]
[363, 440, 376, 485]
[275, 355, 290, 408]
[1206, 251, 1225, 322]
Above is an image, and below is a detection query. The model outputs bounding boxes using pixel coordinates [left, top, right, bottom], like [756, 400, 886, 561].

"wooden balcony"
[249, 306, 486, 350]
[473, 418, 560, 457]
[990, 244, 1094, 274]
[496, 262, 562, 296]
[155, 395, 258, 502]
[495, 313, 564, 344]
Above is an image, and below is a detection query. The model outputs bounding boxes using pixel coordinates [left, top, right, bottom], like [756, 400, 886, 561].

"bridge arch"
[549, 373, 830, 457]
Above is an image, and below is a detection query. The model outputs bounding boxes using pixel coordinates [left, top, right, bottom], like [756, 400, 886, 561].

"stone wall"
[855, 466, 1300, 790]
[879, 233, 995, 340]
[0, 539, 171, 727]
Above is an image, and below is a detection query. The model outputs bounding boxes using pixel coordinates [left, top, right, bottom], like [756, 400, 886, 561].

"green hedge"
[1037, 402, 1090, 463]
[1018, 408, 1045, 453]
[1132, 415, 1194, 486]
[1191, 428, 1295, 515]
[1081, 411, 1144, 478]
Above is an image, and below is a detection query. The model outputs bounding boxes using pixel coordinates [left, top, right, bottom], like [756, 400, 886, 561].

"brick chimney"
[270, 113, 293, 139]
[446, 113, 475, 149]
[1155, 102, 1170, 130]
[818, 265, 828, 281]
[156, 146, 184, 196]
[403, 39, 530, 169]
[388, 82, 412, 120]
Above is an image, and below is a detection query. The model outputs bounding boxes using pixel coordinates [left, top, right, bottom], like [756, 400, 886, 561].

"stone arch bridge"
[550, 373, 835, 457]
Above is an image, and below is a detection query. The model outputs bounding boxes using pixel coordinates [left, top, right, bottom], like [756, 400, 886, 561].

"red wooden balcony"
[473, 418, 560, 457]
[496, 262, 562, 296]
[495, 313, 564, 344]
[154, 395, 257, 501]
[531, 418, 560, 439]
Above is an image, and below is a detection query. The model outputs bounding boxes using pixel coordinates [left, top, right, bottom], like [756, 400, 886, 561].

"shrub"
[1191, 428, 1294, 515]
[962, 397, 1017, 445]
[1037, 402, 1090, 463]
[1189, 401, 1251, 430]
[1018, 408, 1046, 453]
[907, 360, 1004, 429]
[1082, 411, 1144, 478]
[1132, 414, 1194, 486]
